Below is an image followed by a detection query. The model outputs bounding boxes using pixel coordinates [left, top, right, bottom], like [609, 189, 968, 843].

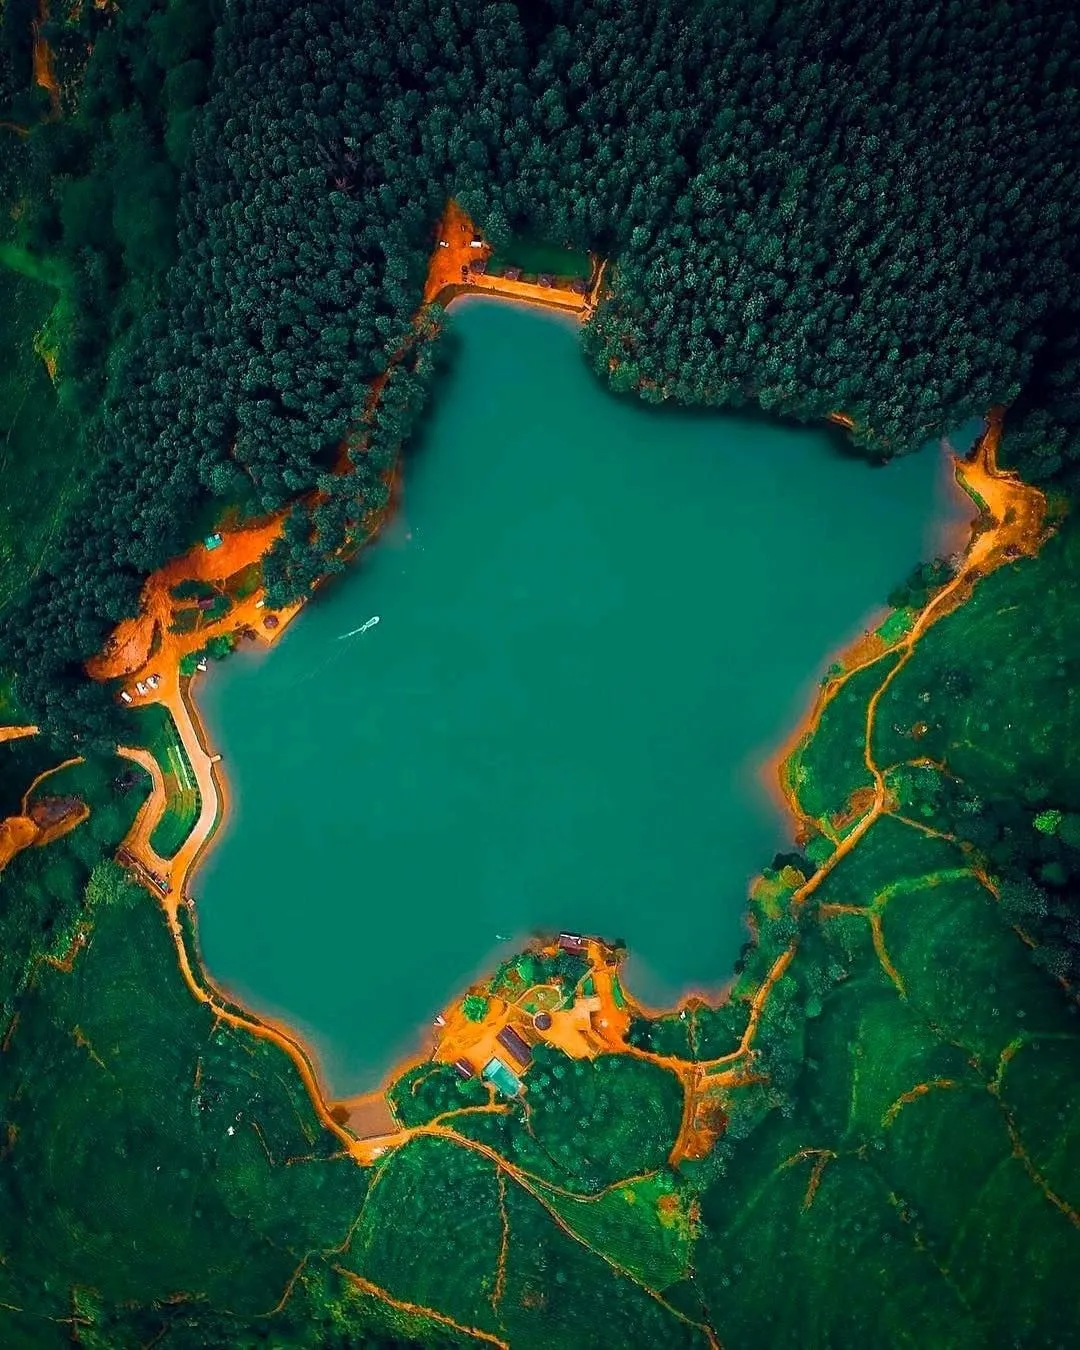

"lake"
[195, 299, 973, 1095]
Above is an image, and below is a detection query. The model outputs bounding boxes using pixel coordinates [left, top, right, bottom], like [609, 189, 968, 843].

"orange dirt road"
[0, 724, 39, 743]
[76, 198, 1048, 1195]
[85, 202, 611, 1144]
[727, 407, 1050, 1070]
[0, 754, 88, 872]
[32, 0, 59, 116]
[424, 201, 604, 317]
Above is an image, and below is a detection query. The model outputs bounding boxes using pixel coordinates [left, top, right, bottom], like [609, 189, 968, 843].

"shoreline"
[159, 412, 1030, 1142]
[87, 203, 607, 1133]
[85, 206, 1050, 1158]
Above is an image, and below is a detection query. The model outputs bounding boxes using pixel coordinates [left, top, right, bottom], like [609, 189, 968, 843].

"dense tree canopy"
[5, 0, 1080, 733]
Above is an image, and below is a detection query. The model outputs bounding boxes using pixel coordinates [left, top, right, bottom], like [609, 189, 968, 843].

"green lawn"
[131, 704, 201, 858]
[488, 237, 591, 279]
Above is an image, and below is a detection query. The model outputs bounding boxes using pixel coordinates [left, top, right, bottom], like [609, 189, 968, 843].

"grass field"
[131, 703, 201, 858]
[487, 238, 591, 278]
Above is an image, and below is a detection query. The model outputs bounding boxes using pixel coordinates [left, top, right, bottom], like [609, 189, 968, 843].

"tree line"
[5, 0, 1080, 737]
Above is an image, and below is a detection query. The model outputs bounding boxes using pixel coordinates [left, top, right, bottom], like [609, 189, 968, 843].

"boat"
[338, 616, 380, 640]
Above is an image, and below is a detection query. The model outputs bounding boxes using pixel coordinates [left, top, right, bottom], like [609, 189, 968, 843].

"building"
[204, 533, 223, 551]
[453, 1058, 475, 1080]
[469, 236, 484, 248]
[496, 1024, 533, 1067]
[481, 1056, 521, 1098]
[558, 932, 586, 954]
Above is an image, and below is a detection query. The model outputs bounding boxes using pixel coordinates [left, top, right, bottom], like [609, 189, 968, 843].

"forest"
[2, 0, 1080, 1344]
[3, 0, 1080, 734]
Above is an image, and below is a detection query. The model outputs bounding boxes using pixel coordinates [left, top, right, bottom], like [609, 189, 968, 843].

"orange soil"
[32, 0, 60, 117]
[0, 724, 39, 743]
[84, 202, 609, 1156]
[0, 814, 41, 869]
[882, 1078, 957, 1127]
[339, 1269, 510, 1349]
[0, 753, 87, 872]
[87, 516, 299, 683]
[0, 799, 88, 871]
[423, 201, 604, 317]
[761, 406, 1044, 835]
[82, 186, 1049, 1234]
[351, 936, 752, 1172]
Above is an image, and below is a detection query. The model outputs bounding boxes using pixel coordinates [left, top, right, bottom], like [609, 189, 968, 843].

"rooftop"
[496, 1023, 533, 1066]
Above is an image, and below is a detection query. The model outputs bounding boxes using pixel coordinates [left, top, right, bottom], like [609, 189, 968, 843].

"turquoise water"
[195, 300, 972, 1095]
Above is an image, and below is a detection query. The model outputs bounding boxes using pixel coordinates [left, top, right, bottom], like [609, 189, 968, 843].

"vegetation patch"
[133, 704, 200, 859]
[0, 268, 77, 611]
[537, 1170, 695, 1290]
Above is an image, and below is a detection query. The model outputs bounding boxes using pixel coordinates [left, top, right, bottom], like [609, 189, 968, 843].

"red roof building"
[496, 1025, 533, 1067]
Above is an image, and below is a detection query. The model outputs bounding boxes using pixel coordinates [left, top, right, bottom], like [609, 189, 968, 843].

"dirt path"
[86, 196, 1046, 1233]
[423, 201, 603, 317]
[337, 1269, 510, 1349]
[115, 745, 170, 880]
[349, 1111, 717, 1346]
[83, 203, 611, 1143]
[32, 0, 60, 118]
[0, 724, 39, 743]
[722, 408, 1050, 1061]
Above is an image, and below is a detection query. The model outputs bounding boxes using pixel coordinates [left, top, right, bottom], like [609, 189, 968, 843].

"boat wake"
[338, 616, 380, 640]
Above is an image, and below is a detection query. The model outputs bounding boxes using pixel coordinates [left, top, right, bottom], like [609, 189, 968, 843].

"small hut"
[263, 614, 279, 630]
[533, 1011, 553, 1032]
[469, 257, 487, 275]
[503, 266, 522, 282]
[537, 272, 554, 288]
[570, 277, 588, 295]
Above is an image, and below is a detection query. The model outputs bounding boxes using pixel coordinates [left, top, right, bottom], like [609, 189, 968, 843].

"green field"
[3, 506, 1079, 1348]
[487, 238, 592, 278]
[132, 704, 201, 858]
